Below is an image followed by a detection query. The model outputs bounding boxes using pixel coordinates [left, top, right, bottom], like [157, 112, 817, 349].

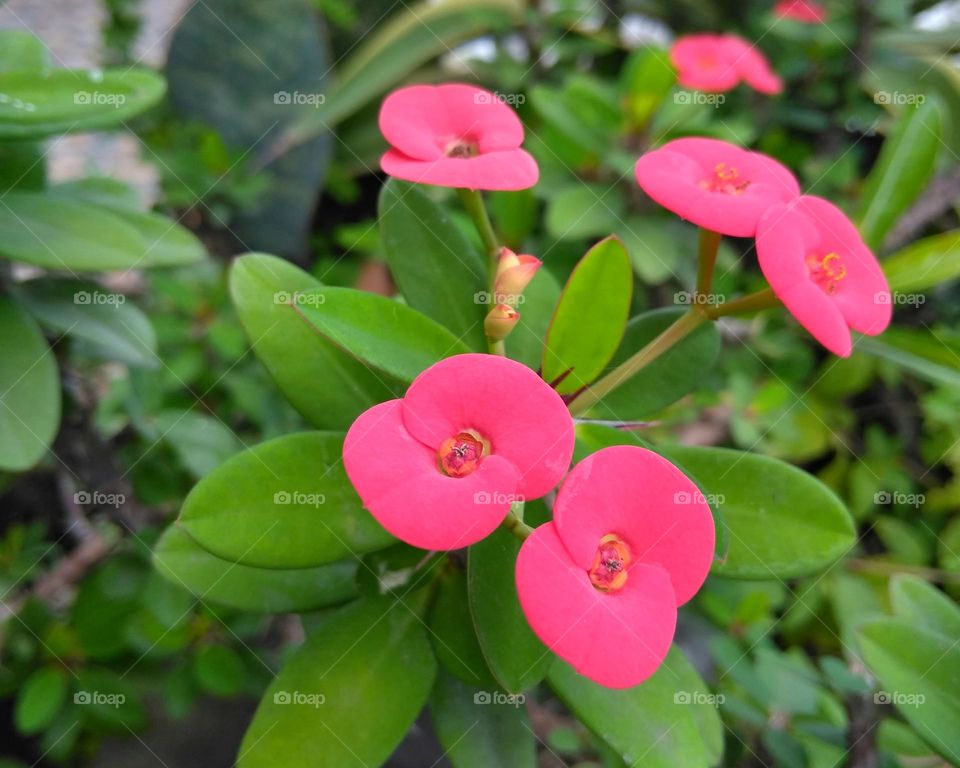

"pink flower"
[494, 248, 541, 304]
[634, 137, 800, 237]
[670, 34, 782, 95]
[343, 354, 574, 551]
[515, 446, 715, 689]
[757, 196, 892, 357]
[774, 0, 827, 23]
[378, 83, 539, 191]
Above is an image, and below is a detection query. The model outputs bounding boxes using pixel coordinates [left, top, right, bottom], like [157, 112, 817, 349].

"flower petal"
[380, 148, 539, 192]
[552, 446, 715, 606]
[344, 399, 520, 550]
[516, 522, 677, 689]
[402, 354, 574, 500]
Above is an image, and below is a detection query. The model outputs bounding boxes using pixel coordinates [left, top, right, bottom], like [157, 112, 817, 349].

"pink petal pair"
[516, 446, 715, 689]
[671, 34, 782, 95]
[757, 196, 892, 357]
[343, 354, 574, 551]
[635, 137, 801, 237]
[379, 84, 539, 191]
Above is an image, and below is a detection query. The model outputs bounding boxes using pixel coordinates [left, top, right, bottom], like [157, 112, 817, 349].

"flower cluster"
[635, 137, 892, 357]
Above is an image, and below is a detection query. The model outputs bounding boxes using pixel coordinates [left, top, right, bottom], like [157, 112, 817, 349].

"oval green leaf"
[889, 574, 960, 640]
[230, 253, 398, 430]
[883, 230, 960, 293]
[543, 236, 633, 395]
[429, 570, 497, 689]
[178, 431, 395, 569]
[14, 667, 68, 735]
[0, 297, 60, 471]
[378, 179, 487, 351]
[293, 286, 469, 383]
[238, 596, 437, 768]
[153, 525, 358, 613]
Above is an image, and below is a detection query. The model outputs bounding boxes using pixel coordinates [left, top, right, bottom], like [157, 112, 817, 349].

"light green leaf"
[857, 618, 960, 764]
[230, 253, 398, 430]
[543, 236, 632, 395]
[238, 596, 436, 768]
[18, 279, 157, 368]
[468, 527, 551, 693]
[293, 286, 469, 383]
[0, 297, 60, 471]
[548, 646, 723, 768]
[178, 431, 395, 569]
[0, 68, 165, 138]
[378, 180, 487, 350]
[431, 671, 535, 768]
[889, 574, 960, 640]
[660, 445, 856, 579]
[545, 185, 625, 241]
[0, 30, 50, 72]
[620, 46, 676, 129]
[883, 231, 960, 293]
[857, 336, 960, 388]
[14, 668, 67, 735]
[856, 102, 942, 250]
[153, 526, 358, 613]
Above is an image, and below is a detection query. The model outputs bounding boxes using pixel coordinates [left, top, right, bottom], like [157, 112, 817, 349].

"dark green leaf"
[193, 645, 246, 697]
[178, 431, 395, 569]
[429, 570, 497, 688]
[238, 596, 437, 768]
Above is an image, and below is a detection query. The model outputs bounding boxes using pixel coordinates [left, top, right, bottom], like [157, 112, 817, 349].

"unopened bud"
[484, 303, 520, 342]
[494, 248, 541, 304]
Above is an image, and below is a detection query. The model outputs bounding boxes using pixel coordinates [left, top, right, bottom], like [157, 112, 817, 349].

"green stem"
[848, 558, 960, 584]
[696, 229, 722, 300]
[705, 287, 779, 319]
[457, 188, 500, 269]
[501, 502, 534, 541]
[568, 309, 707, 416]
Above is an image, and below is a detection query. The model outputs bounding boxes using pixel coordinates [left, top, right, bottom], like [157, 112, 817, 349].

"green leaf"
[379, 180, 487, 350]
[508, 268, 562, 370]
[14, 667, 67, 735]
[0, 68, 165, 138]
[17, 279, 157, 368]
[73, 668, 147, 730]
[857, 618, 960, 764]
[548, 646, 723, 768]
[620, 47, 677, 129]
[282, 0, 523, 134]
[856, 101, 942, 250]
[883, 231, 960, 293]
[47, 180, 206, 267]
[293, 286, 469, 383]
[153, 526, 358, 613]
[178, 431, 394, 569]
[0, 192, 153, 271]
[0, 297, 60, 472]
[429, 570, 497, 689]
[431, 671, 535, 768]
[194, 645, 246, 697]
[857, 336, 960, 388]
[660, 445, 856, 579]
[230, 253, 397, 430]
[543, 236, 633, 395]
[588, 308, 722, 420]
[0, 141, 45, 193]
[238, 596, 437, 768]
[468, 527, 551, 693]
[545, 185, 625, 241]
[145, 409, 243, 479]
[889, 574, 960, 640]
